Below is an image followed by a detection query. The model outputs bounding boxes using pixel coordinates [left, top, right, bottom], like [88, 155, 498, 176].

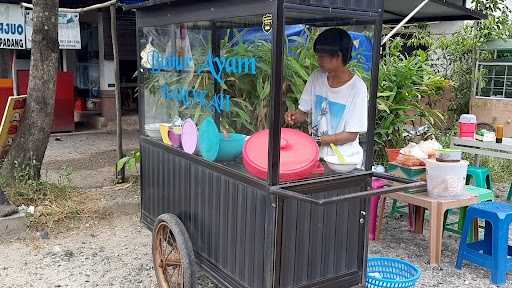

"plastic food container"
[458, 114, 477, 140]
[425, 159, 469, 199]
[217, 133, 247, 161]
[198, 117, 220, 161]
[169, 126, 182, 147]
[243, 128, 323, 181]
[324, 155, 358, 173]
[198, 117, 247, 161]
[435, 148, 462, 162]
[181, 118, 198, 154]
[159, 123, 172, 145]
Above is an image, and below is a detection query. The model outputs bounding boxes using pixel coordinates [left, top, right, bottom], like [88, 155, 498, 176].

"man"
[285, 28, 368, 167]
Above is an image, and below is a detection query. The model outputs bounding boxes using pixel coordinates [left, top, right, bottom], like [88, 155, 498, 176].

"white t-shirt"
[298, 69, 368, 167]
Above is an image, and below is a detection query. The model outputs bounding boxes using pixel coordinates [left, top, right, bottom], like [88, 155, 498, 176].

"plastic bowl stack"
[145, 123, 161, 138]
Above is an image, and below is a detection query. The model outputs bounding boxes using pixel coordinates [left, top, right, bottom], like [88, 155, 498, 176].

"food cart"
[124, 0, 483, 287]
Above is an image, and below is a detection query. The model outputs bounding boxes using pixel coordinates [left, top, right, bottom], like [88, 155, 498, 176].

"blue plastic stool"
[466, 166, 494, 190]
[455, 202, 512, 286]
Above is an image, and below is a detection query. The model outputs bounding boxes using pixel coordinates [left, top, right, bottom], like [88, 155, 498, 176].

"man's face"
[316, 53, 343, 72]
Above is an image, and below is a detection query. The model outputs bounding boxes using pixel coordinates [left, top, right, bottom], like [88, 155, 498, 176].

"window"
[476, 63, 512, 99]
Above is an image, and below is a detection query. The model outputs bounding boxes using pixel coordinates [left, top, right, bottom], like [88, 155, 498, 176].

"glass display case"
[138, 9, 381, 184]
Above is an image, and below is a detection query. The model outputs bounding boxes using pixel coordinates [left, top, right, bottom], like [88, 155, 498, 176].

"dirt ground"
[0, 127, 511, 287]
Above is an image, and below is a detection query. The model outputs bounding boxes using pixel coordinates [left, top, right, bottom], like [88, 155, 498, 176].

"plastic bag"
[400, 143, 428, 160]
[418, 139, 442, 158]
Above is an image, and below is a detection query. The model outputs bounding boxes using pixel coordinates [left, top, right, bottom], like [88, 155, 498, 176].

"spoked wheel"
[152, 213, 196, 288]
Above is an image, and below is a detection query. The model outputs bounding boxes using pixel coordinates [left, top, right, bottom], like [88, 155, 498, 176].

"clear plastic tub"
[425, 159, 469, 199]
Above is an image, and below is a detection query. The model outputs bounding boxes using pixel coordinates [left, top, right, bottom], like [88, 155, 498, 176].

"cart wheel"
[152, 213, 196, 288]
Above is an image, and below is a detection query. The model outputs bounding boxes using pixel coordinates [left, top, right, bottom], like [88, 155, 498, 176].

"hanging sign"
[262, 14, 272, 34]
[0, 4, 26, 49]
[25, 11, 81, 49]
[0, 95, 26, 160]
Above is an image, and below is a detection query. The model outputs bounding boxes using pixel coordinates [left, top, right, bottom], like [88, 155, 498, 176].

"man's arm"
[320, 132, 359, 145]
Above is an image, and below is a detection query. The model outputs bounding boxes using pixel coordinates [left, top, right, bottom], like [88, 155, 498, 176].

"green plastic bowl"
[217, 133, 247, 161]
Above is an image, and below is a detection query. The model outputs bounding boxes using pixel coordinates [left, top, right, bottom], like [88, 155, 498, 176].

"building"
[0, 0, 138, 132]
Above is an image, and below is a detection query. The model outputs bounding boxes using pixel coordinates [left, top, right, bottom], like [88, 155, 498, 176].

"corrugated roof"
[124, 0, 485, 23]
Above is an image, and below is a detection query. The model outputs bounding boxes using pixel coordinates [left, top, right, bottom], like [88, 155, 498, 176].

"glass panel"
[492, 66, 506, 77]
[480, 88, 491, 97]
[494, 79, 505, 89]
[280, 11, 376, 183]
[139, 16, 270, 180]
[496, 50, 512, 61]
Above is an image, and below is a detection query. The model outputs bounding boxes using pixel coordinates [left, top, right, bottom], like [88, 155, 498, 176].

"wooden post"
[110, 4, 125, 182]
[12, 51, 17, 96]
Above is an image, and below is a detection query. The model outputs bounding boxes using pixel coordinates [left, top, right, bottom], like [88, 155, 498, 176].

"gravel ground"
[371, 183, 512, 288]
[0, 129, 510, 287]
[0, 201, 508, 288]
[42, 129, 140, 189]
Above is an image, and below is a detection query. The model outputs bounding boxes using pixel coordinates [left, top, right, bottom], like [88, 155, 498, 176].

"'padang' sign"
[0, 4, 25, 49]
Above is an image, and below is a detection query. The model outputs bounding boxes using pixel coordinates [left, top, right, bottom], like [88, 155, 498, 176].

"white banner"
[0, 4, 26, 49]
[25, 11, 81, 50]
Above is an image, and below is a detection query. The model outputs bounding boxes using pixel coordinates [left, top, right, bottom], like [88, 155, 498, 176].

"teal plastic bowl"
[217, 133, 247, 161]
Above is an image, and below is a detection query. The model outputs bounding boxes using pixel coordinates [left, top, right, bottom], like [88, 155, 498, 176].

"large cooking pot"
[243, 128, 324, 182]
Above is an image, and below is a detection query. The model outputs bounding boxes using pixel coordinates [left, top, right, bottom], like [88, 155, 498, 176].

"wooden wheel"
[152, 214, 196, 288]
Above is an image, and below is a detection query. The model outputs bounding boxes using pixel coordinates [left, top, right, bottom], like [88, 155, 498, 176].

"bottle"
[496, 124, 504, 144]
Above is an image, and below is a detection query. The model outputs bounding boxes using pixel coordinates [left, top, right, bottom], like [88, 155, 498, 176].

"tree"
[437, 0, 512, 122]
[0, 0, 59, 181]
[403, 0, 512, 129]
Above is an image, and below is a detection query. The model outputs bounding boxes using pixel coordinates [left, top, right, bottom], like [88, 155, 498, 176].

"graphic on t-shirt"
[312, 95, 346, 137]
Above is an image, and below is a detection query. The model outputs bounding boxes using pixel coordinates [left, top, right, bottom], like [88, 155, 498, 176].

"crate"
[387, 162, 426, 182]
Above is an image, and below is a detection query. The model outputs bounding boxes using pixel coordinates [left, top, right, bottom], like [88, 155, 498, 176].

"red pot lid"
[243, 128, 320, 181]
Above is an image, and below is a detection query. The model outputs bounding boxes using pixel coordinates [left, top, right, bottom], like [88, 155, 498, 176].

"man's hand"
[285, 110, 307, 126]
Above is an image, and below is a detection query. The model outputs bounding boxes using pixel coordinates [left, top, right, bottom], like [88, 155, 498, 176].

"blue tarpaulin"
[237, 25, 373, 73]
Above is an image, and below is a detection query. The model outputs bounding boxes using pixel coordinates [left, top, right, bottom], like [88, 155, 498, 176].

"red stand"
[17, 70, 75, 132]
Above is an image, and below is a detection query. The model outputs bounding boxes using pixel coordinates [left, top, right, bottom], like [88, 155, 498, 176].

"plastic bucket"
[425, 159, 469, 199]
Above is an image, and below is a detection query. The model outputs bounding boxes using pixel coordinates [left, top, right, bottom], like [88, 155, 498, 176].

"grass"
[3, 166, 101, 231]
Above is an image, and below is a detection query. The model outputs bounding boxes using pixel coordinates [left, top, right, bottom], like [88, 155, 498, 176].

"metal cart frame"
[125, 0, 482, 287]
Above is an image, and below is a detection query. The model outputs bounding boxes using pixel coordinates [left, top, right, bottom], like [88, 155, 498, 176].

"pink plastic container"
[243, 128, 321, 182]
[368, 178, 386, 241]
[458, 114, 477, 140]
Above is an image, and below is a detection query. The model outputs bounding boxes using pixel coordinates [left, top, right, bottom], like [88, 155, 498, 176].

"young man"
[285, 28, 368, 167]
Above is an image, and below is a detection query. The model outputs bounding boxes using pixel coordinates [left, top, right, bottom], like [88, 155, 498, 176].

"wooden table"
[451, 137, 512, 165]
[377, 192, 478, 266]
